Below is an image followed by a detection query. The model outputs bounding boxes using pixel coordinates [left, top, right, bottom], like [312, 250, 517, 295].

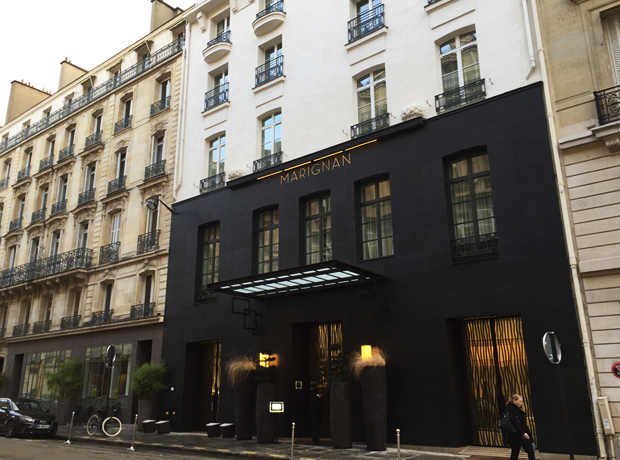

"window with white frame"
[67, 129, 75, 149]
[28, 238, 40, 263]
[217, 15, 230, 36]
[151, 135, 165, 164]
[17, 197, 25, 219]
[7, 246, 16, 269]
[160, 79, 170, 102]
[261, 112, 281, 158]
[93, 114, 103, 134]
[76, 222, 89, 249]
[605, 14, 620, 84]
[57, 176, 68, 203]
[440, 31, 480, 93]
[47, 138, 55, 158]
[357, 68, 387, 124]
[84, 163, 96, 191]
[117, 151, 127, 179]
[49, 231, 61, 257]
[146, 203, 158, 235]
[208, 134, 225, 178]
[110, 213, 121, 244]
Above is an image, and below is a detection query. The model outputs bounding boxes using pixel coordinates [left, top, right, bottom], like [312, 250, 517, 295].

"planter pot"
[360, 366, 387, 451]
[256, 382, 276, 443]
[235, 374, 256, 440]
[56, 396, 78, 425]
[138, 399, 154, 431]
[330, 381, 353, 448]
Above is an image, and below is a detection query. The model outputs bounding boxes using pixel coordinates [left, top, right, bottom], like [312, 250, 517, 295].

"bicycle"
[86, 404, 122, 437]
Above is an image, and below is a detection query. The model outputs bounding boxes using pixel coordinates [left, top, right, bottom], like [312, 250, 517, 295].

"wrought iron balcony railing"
[51, 199, 67, 215]
[351, 113, 390, 139]
[114, 116, 132, 134]
[144, 160, 166, 181]
[17, 166, 30, 182]
[256, 55, 284, 87]
[91, 310, 113, 325]
[207, 30, 231, 48]
[200, 172, 226, 194]
[9, 217, 22, 232]
[78, 188, 96, 206]
[85, 132, 102, 149]
[0, 177, 8, 190]
[0, 248, 93, 288]
[31, 207, 46, 223]
[198, 284, 217, 302]
[137, 230, 160, 255]
[150, 96, 171, 116]
[58, 144, 74, 162]
[130, 302, 155, 319]
[452, 233, 499, 260]
[107, 176, 126, 195]
[204, 83, 229, 111]
[257, 0, 284, 19]
[33, 320, 51, 334]
[435, 79, 486, 113]
[594, 84, 620, 125]
[39, 155, 53, 172]
[60, 315, 81, 330]
[0, 327, 5, 338]
[99, 241, 120, 265]
[0, 37, 184, 156]
[348, 3, 384, 43]
[13, 323, 29, 337]
[253, 151, 283, 172]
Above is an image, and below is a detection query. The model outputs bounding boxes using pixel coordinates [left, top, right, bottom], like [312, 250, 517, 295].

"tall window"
[49, 231, 61, 257]
[71, 290, 81, 318]
[84, 163, 96, 191]
[17, 197, 25, 219]
[208, 134, 226, 177]
[29, 238, 40, 262]
[47, 139, 55, 158]
[82, 344, 132, 406]
[151, 135, 165, 164]
[257, 208, 279, 274]
[201, 224, 220, 289]
[7, 246, 16, 269]
[3, 162, 10, 180]
[21, 350, 70, 407]
[261, 112, 282, 158]
[41, 187, 48, 210]
[94, 115, 103, 134]
[110, 213, 121, 244]
[304, 195, 332, 264]
[447, 152, 497, 258]
[57, 176, 68, 202]
[146, 203, 158, 235]
[123, 100, 132, 119]
[217, 15, 230, 36]
[117, 151, 127, 179]
[67, 129, 75, 148]
[359, 178, 393, 259]
[357, 68, 387, 123]
[77, 222, 89, 249]
[440, 31, 479, 93]
[103, 284, 113, 312]
[160, 80, 171, 101]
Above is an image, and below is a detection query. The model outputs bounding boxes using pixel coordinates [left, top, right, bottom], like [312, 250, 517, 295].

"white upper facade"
[175, 0, 542, 201]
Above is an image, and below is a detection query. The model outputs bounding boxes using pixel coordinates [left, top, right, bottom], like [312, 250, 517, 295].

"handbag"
[500, 412, 516, 434]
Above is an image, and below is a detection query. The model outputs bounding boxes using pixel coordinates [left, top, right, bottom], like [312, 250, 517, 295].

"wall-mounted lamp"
[259, 352, 277, 367]
[145, 198, 176, 214]
[361, 345, 372, 360]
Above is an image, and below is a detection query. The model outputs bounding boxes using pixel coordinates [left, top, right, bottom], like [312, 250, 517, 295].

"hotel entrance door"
[461, 316, 536, 447]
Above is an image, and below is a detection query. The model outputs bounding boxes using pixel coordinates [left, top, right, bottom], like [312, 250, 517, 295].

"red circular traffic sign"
[611, 362, 620, 378]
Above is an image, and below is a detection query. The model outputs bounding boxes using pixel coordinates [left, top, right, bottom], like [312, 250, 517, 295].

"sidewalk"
[54, 425, 534, 460]
[55, 424, 474, 460]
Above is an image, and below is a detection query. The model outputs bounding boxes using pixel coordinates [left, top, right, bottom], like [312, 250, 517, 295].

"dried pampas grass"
[226, 355, 256, 387]
[349, 348, 387, 381]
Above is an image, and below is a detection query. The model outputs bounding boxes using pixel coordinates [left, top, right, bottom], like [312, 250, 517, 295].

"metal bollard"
[128, 414, 138, 451]
[290, 422, 295, 460]
[397, 429, 401, 460]
[65, 412, 75, 444]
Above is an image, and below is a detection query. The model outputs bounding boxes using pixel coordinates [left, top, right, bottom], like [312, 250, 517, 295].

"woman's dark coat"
[506, 401, 532, 444]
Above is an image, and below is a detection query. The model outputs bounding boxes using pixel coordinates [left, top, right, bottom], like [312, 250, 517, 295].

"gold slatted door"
[462, 316, 536, 446]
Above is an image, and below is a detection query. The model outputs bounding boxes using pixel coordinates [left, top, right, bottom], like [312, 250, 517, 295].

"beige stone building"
[0, 0, 184, 422]
[537, 0, 620, 456]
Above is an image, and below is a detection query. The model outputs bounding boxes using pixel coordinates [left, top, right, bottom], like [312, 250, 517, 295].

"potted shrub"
[225, 355, 256, 440]
[328, 343, 352, 448]
[351, 347, 387, 451]
[132, 362, 168, 430]
[254, 350, 276, 443]
[45, 359, 82, 425]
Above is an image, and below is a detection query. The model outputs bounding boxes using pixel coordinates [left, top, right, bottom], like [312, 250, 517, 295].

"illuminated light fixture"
[345, 139, 378, 151]
[313, 150, 344, 162]
[284, 161, 311, 172]
[361, 345, 372, 360]
[257, 170, 283, 180]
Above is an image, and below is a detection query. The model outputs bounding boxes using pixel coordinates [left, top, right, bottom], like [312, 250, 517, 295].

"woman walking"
[506, 394, 536, 460]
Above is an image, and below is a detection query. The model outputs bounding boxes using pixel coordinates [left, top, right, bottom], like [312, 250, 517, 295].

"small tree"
[328, 343, 348, 382]
[254, 349, 277, 383]
[45, 359, 82, 399]
[132, 362, 168, 400]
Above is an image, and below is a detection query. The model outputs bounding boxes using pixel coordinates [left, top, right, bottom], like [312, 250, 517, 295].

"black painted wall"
[161, 84, 597, 456]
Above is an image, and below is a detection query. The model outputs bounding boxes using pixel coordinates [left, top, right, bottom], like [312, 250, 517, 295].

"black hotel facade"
[161, 83, 597, 456]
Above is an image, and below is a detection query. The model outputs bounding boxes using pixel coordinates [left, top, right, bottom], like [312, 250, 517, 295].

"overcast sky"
[0, 0, 196, 129]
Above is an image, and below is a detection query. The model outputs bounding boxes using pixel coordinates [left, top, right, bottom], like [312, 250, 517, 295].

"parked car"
[0, 398, 58, 438]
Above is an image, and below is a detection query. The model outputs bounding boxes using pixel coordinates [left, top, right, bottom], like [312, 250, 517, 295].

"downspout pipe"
[173, 19, 191, 200]
[529, 0, 608, 458]
[522, 0, 536, 81]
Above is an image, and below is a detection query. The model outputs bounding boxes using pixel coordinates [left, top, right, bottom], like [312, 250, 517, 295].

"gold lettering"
[311, 164, 321, 175]
[333, 157, 341, 168]
[299, 167, 306, 179]
[291, 171, 298, 181]
[341, 153, 351, 165]
[322, 161, 331, 172]
[280, 173, 290, 184]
